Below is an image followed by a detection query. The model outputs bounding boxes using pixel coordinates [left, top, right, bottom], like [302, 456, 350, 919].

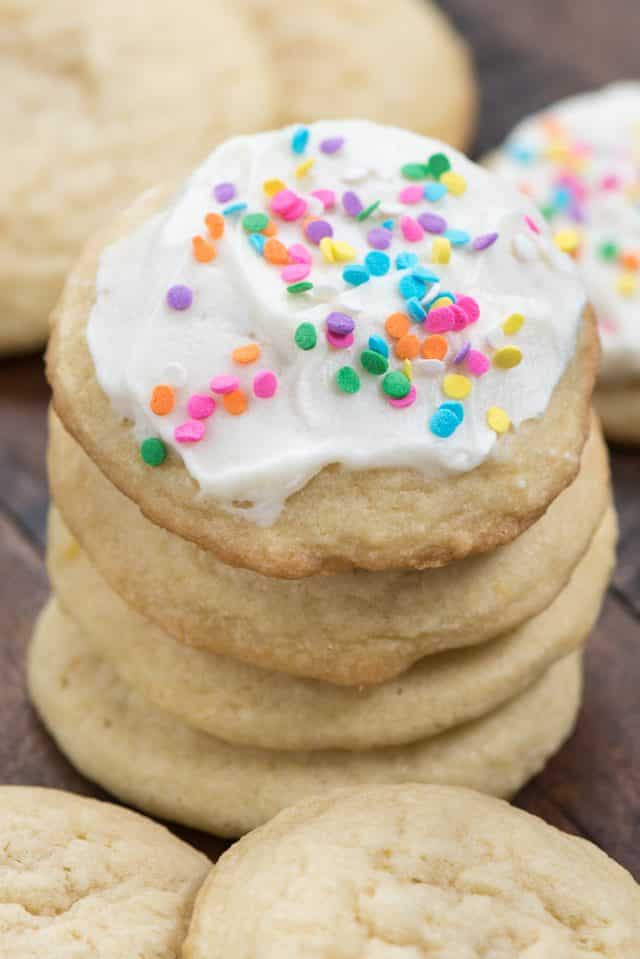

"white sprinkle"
[512, 233, 537, 262]
[414, 358, 445, 376]
[486, 326, 507, 349]
[341, 166, 369, 184]
[379, 201, 404, 216]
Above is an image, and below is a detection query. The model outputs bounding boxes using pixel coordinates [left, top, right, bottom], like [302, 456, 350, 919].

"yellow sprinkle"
[263, 178, 286, 197]
[331, 240, 356, 263]
[554, 228, 581, 255]
[617, 271, 638, 297]
[440, 171, 467, 196]
[432, 236, 451, 265]
[295, 157, 315, 178]
[487, 406, 511, 434]
[442, 373, 471, 400]
[502, 312, 525, 335]
[494, 345, 523, 369]
[402, 359, 413, 381]
[429, 296, 454, 311]
[319, 236, 335, 263]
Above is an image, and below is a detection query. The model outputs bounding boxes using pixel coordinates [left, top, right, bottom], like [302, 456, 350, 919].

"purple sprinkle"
[342, 190, 363, 217]
[326, 311, 355, 335]
[213, 182, 236, 203]
[472, 232, 499, 251]
[454, 341, 471, 364]
[320, 136, 345, 155]
[367, 226, 392, 250]
[417, 212, 447, 234]
[305, 219, 334, 245]
[166, 284, 193, 311]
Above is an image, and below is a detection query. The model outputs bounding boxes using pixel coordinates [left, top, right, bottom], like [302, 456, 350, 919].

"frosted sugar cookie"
[48, 120, 596, 576]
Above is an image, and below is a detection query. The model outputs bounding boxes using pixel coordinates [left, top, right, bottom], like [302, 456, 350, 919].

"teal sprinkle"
[222, 202, 248, 216]
[291, 127, 309, 155]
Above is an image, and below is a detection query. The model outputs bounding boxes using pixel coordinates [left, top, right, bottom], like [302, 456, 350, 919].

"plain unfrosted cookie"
[0, 786, 209, 958]
[0, 0, 274, 354]
[183, 784, 640, 958]
[595, 383, 640, 444]
[49, 506, 615, 750]
[29, 601, 582, 836]
[49, 411, 609, 684]
[240, 0, 476, 147]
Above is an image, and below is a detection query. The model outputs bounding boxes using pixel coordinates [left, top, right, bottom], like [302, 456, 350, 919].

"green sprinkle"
[401, 162, 430, 181]
[242, 212, 269, 233]
[382, 371, 411, 399]
[540, 203, 556, 221]
[360, 349, 389, 375]
[336, 366, 361, 394]
[294, 322, 317, 350]
[140, 437, 166, 467]
[288, 281, 313, 294]
[599, 240, 619, 261]
[356, 200, 381, 222]
[428, 153, 451, 179]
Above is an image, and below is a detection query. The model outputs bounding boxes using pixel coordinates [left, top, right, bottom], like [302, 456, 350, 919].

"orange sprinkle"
[264, 238, 290, 265]
[222, 389, 248, 415]
[232, 343, 261, 365]
[621, 251, 640, 270]
[421, 335, 448, 361]
[205, 212, 225, 239]
[150, 384, 175, 416]
[192, 235, 216, 263]
[384, 312, 410, 339]
[261, 220, 277, 237]
[395, 334, 420, 360]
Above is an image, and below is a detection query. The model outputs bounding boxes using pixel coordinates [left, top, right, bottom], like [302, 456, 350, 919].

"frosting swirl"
[88, 120, 585, 524]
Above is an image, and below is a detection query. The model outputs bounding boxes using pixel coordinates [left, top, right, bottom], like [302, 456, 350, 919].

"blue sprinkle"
[424, 182, 448, 201]
[407, 297, 427, 322]
[222, 202, 248, 216]
[368, 334, 389, 357]
[399, 274, 426, 300]
[395, 251, 419, 270]
[382, 219, 395, 230]
[507, 143, 535, 165]
[430, 407, 460, 438]
[444, 228, 471, 246]
[364, 251, 391, 276]
[343, 264, 371, 287]
[440, 401, 464, 424]
[552, 186, 572, 210]
[291, 126, 310, 155]
[410, 266, 440, 283]
[249, 234, 266, 255]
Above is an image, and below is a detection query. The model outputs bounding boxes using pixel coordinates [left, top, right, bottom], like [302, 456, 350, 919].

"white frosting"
[492, 82, 640, 383]
[87, 120, 584, 524]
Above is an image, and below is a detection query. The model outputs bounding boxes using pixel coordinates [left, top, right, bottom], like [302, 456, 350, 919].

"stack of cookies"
[35, 120, 615, 837]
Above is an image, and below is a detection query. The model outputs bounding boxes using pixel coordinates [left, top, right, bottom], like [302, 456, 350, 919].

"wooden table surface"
[1, 0, 638, 874]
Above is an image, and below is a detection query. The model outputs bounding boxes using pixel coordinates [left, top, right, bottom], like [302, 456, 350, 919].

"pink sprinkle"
[455, 294, 480, 325]
[326, 329, 354, 349]
[601, 173, 621, 191]
[174, 420, 206, 443]
[389, 385, 417, 409]
[253, 370, 278, 398]
[398, 185, 424, 205]
[425, 306, 455, 333]
[282, 263, 310, 283]
[466, 350, 490, 376]
[282, 197, 308, 221]
[210, 375, 239, 394]
[312, 189, 336, 210]
[400, 215, 425, 243]
[525, 215, 540, 234]
[271, 189, 298, 215]
[288, 243, 312, 264]
[187, 394, 216, 419]
[450, 304, 471, 331]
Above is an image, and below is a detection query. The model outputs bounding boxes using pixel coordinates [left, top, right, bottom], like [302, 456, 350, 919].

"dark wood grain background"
[1, 0, 638, 874]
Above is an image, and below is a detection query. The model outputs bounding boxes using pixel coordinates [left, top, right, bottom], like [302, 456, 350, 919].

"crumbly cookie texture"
[28, 601, 582, 836]
[240, 0, 476, 147]
[488, 82, 640, 445]
[49, 411, 608, 684]
[48, 119, 596, 576]
[49, 505, 615, 750]
[184, 784, 640, 958]
[0, 0, 275, 354]
[0, 786, 209, 958]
